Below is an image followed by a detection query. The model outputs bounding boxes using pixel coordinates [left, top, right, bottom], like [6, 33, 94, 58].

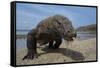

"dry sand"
[16, 38, 97, 65]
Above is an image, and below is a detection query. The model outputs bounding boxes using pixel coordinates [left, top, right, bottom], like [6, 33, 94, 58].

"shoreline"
[16, 38, 96, 65]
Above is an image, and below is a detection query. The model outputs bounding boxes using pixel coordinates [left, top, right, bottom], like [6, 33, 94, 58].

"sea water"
[16, 30, 96, 49]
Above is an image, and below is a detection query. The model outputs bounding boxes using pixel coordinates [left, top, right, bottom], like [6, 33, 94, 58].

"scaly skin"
[23, 15, 77, 60]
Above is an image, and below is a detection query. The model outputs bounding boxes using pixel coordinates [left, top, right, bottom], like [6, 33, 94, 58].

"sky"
[16, 3, 96, 30]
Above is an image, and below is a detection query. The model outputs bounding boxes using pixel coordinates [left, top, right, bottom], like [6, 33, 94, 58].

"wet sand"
[16, 38, 97, 65]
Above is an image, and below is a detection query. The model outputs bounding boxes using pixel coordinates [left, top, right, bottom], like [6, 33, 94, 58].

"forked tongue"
[63, 39, 74, 49]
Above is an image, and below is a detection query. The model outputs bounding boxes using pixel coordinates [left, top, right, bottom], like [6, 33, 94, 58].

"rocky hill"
[77, 24, 96, 31]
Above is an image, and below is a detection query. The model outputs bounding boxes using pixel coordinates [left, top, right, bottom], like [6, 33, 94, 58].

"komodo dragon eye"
[67, 30, 70, 33]
[67, 28, 72, 33]
[67, 31, 70, 32]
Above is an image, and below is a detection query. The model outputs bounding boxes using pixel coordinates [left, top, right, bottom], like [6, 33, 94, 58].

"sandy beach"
[16, 38, 97, 65]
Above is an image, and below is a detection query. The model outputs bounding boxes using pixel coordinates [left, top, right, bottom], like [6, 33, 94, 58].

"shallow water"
[16, 31, 96, 49]
[77, 32, 96, 40]
[16, 39, 26, 49]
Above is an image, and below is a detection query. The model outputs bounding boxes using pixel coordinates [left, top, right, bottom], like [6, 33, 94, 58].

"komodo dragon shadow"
[40, 46, 85, 61]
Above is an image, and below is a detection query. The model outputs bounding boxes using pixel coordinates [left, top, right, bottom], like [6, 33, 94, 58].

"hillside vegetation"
[77, 24, 96, 32]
